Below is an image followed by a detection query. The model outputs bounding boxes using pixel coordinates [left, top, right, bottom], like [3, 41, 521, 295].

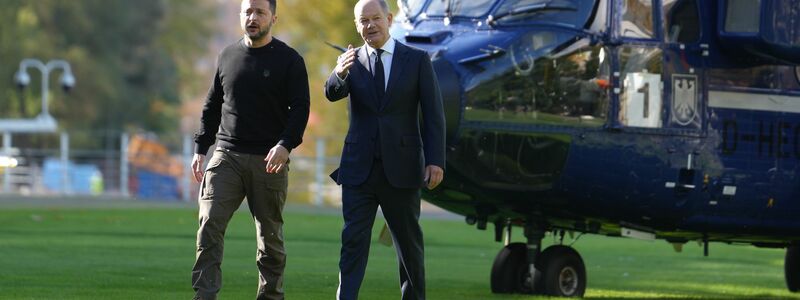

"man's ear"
[387, 13, 393, 24]
[272, 14, 278, 25]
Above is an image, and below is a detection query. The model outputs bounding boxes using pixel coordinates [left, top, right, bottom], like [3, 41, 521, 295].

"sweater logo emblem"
[262, 69, 270, 78]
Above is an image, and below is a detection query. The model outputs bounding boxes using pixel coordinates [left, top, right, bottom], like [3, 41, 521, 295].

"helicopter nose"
[431, 56, 461, 144]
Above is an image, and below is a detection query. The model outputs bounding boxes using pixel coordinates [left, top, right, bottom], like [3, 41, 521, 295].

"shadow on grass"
[585, 296, 797, 300]
[0, 228, 197, 241]
[0, 226, 347, 245]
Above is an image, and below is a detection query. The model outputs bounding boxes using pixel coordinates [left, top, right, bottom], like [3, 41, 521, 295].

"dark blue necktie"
[373, 49, 385, 100]
[373, 49, 385, 160]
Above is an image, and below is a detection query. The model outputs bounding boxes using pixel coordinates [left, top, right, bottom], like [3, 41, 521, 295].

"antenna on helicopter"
[324, 41, 347, 53]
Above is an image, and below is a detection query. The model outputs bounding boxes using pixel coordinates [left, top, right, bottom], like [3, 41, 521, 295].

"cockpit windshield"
[425, 0, 496, 18]
[398, 0, 427, 19]
[411, 0, 593, 27]
[492, 0, 589, 25]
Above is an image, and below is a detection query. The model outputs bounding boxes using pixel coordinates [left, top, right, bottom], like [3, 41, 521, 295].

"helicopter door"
[613, 0, 706, 220]
[663, 0, 704, 133]
[612, 0, 673, 218]
[661, 0, 707, 203]
[616, 0, 662, 130]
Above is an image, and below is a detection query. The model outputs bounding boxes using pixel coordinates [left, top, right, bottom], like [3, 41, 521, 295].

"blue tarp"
[134, 170, 180, 200]
[42, 158, 102, 194]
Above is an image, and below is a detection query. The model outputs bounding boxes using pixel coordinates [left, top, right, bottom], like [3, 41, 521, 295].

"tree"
[0, 0, 219, 142]
[270, 0, 399, 153]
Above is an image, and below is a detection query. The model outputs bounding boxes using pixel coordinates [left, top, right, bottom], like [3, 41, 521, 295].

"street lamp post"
[4, 59, 76, 194]
[14, 59, 75, 118]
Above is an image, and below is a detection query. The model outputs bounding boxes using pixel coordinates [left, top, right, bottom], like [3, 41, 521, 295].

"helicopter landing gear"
[786, 245, 800, 292]
[490, 224, 586, 297]
[537, 245, 587, 297]
[490, 242, 530, 293]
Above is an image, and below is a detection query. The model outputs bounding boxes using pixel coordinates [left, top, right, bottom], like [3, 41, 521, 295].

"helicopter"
[370, 0, 800, 297]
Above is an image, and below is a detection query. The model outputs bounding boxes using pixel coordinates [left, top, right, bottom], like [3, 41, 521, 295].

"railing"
[0, 131, 343, 206]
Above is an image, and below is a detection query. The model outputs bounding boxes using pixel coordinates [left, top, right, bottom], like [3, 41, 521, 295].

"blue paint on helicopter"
[337, 0, 800, 296]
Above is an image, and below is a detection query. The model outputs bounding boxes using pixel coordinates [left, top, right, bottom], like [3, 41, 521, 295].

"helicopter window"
[724, 0, 760, 33]
[621, 0, 655, 39]
[796, 67, 800, 85]
[663, 0, 700, 43]
[425, 0, 495, 17]
[709, 66, 795, 90]
[398, 0, 426, 19]
[492, 0, 582, 25]
[464, 38, 608, 127]
[618, 46, 663, 128]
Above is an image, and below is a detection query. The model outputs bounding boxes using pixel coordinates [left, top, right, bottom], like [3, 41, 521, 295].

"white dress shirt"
[337, 38, 396, 91]
[363, 38, 395, 91]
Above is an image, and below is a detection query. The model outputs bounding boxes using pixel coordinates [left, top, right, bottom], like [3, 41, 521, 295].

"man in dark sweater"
[190, 0, 309, 299]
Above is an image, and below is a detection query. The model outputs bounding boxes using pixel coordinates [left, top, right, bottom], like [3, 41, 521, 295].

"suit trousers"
[337, 160, 425, 300]
[192, 148, 288, 300]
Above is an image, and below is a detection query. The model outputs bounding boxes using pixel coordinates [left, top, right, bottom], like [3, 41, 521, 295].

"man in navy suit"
[324, 0, 445, 299]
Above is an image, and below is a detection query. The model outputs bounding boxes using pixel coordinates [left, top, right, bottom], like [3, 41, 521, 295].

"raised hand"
[335, 44, 356, 79]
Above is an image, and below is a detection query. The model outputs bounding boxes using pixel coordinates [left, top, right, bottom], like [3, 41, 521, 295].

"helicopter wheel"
[786, 245, 800, 292]
[490, 242, 535, 293]
[538, 245, 587, 297]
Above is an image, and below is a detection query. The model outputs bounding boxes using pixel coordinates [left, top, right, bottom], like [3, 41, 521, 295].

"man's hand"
[335, 44, 356, 79]
[424, 165, 444, 190]
[265, 144, 289, 173]
[191, 153, 206, 183]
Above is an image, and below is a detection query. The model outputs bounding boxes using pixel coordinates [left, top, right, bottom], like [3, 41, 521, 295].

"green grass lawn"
[0, 205, 798, 299]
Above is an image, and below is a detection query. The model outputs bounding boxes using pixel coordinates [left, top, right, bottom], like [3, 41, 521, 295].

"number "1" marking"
[637, 82, 650, 118]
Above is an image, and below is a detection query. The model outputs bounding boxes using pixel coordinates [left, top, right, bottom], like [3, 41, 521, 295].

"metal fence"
[0, 130, 343, 206]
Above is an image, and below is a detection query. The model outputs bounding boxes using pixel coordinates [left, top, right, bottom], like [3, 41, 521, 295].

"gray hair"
[376, 0, 390, 14]
[355, 0, 390, 15]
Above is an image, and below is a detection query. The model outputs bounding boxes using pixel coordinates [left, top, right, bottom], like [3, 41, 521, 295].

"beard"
[245, 21, 272, 40]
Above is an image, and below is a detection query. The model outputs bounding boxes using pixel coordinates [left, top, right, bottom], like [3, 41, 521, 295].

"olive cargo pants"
[191, 148, 288, 300]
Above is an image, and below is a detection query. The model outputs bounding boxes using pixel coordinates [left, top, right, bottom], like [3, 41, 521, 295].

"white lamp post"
[14, 59, 75, 118]
[3, 59, 76, 193]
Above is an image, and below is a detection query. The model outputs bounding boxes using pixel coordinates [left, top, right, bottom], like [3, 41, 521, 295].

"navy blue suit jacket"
[325, 41, 445, 189]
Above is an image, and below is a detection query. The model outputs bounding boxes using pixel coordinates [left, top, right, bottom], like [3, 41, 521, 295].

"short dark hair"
[267, 0, 276, 14]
